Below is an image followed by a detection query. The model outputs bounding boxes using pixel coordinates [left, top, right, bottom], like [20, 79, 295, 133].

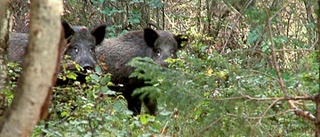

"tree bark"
[316, 94, 320, 137]
[0, 0, 63, 136]
[315, 1, 320, 137]
[317, 0, 320, 63]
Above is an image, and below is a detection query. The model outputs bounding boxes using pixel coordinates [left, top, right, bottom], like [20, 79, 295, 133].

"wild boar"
[8, 21, 106, 83]
[96, 28, 187, 115]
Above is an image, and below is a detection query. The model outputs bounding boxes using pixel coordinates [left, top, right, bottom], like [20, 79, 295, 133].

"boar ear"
[61, 20, 75, 40]
[91, 24, 106, 45]
[144, 28, 159, 48]
[175, 34, 188, 49]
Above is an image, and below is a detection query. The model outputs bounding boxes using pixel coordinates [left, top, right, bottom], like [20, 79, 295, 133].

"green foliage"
[92, 0, 165, 38]
[125, 47, 317, 136]
[2, 62, 21, 106]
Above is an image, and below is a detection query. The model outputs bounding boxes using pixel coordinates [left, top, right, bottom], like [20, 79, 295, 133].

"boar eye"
[90, 47, 94, 52]
[156, 49, 161, 56]
[170, 50, 176, 57]
[74, 47, 78, 53]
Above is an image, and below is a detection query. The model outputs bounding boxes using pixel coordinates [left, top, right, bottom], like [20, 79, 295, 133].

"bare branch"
[256, 98, 281, 125]
[226, 109, 294, 119]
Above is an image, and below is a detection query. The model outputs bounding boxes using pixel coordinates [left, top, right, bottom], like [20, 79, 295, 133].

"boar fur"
[96, 28, 187, 115]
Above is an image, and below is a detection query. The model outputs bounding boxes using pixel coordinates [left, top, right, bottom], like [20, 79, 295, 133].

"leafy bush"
[125, 49, 318, 136]
[2, 46, 314, 136]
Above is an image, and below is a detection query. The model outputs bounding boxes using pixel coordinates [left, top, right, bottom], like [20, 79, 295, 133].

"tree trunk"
[315, 1, 320, 137]
[316, 94, 320, 137]
[317, 0, 320, 63]
[0, 0, 63, 136]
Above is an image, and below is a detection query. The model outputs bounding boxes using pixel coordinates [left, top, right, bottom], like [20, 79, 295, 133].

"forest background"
[0, 0, 319, 136]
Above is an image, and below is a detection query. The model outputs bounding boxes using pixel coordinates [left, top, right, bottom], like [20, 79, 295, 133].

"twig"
[160, 121, 169, 135]
[211, 93, 315, 101]
[248, 69, 280, 82]
[239, 93, 315, 101]
[198, 115, 225, 134]
[256, 98, 281, 125]
[226, 109, 294, 119]
[88, 117, 95, 137]
[54, 109, 77, 125]
[274, 49, 316, 52]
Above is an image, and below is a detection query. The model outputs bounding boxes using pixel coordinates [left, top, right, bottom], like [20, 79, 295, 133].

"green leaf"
[61, 111, 69, 117]
[67, 72, 77, 80]
[74, 63, 82, 72]
[139, 114, 149, 125]
[159, 110, 172, 116]
[261, 45, 269, 52]
[246, 26, 261, 45]
[95, 66, 102, 74]
[90, 74, 100, 82]
[106, 90, 116, 95]
[101, 75, 111, 85]
[133, 18, 140, 23]
[101, 86, 109, 93]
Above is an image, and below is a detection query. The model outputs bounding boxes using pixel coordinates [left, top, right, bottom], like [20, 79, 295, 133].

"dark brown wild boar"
[8, 20, 106, 84]
[96, 28, 187, 115]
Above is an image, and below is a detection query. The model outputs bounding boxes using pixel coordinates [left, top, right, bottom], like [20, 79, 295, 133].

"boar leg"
[143, 96, 157, 115]
[123, 89, 142, 116]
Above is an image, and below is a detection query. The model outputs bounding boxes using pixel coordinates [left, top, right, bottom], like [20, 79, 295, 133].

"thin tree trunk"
[317, 0, 320, 62]
[303, 0, 315, 46]
[316, 94, 320, 137]
[205, 0, 211, 36]
[0, 0, 63, 136]
[316, 2, 320, 136]
[197, 0, 201, 32]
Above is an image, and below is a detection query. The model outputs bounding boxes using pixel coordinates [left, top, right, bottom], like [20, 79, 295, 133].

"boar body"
[96, 28, 187, 115]
[8, 21, 106, 84]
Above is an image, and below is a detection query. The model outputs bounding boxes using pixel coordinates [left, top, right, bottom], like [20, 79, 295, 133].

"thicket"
[2, 0, 319, 136]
